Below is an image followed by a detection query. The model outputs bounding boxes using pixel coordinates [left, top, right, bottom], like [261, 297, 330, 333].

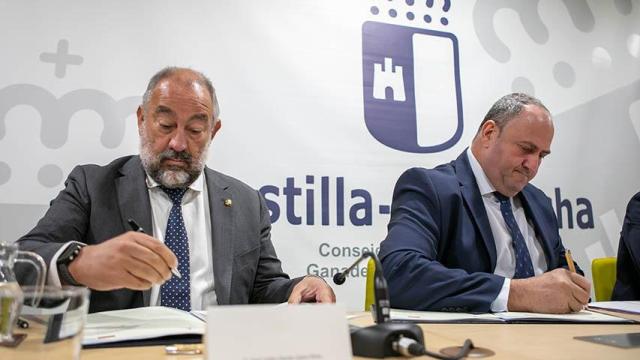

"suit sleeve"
[379, 168, 504, 312]
[15, 166, 91, 285]
[248, 192, 302, 303]
[612, 192, 640, 300]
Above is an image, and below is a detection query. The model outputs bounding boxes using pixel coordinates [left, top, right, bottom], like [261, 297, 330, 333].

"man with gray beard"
[16, 67, 335, 313]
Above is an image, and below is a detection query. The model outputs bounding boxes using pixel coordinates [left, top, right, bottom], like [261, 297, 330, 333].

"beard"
[139, 127, 210, 188]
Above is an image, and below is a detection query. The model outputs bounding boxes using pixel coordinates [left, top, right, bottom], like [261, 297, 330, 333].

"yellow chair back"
[592, 257, 617, 302]
[364, 258, 376, 311]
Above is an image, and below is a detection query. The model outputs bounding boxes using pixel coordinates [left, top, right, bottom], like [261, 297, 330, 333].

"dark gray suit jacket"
[16, 155, 300, 313]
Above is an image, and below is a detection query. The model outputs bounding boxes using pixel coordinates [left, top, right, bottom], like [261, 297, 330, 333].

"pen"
[564, 249, 577, 273]
[165, 344, 203, 355]
[127, 218, 182, 279]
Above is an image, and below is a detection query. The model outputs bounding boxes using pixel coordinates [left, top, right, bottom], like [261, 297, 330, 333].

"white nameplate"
[206, 304, 351, 360]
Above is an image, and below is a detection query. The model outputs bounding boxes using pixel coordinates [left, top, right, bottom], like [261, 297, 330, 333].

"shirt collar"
[145, 170, 205, 194]
[466, 147, 496, 197]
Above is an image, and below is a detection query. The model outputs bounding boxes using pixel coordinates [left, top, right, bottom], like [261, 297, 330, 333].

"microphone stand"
[333, 251, 425, 358]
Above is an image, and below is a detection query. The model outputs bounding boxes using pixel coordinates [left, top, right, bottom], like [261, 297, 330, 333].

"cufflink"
[224, 199, 232, 207]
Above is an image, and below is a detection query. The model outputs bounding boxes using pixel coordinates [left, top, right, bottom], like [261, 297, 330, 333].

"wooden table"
[348, 312, 640, 359]
[3, 312, 639, 359]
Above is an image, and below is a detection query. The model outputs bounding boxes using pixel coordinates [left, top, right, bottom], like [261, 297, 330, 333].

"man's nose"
[168, 130, 187, 152]
[523, 154, 540, 174]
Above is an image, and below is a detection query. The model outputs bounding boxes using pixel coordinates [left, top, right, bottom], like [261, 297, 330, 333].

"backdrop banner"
[1, 0, 639, 310]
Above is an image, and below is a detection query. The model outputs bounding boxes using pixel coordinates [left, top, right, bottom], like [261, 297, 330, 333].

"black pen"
[127, 218, 182, 278]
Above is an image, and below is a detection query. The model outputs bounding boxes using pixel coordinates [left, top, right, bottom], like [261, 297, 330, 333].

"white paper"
[495, 310, 629, 323]
[206, 304, 351, 360]
[589, 301, 640, 314]
[83, 306, 205, 346]
[390, 308, 631, 323]
[391, 308, 499, 323]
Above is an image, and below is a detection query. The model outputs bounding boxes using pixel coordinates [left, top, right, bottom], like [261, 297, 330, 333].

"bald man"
[379, 93, 590, 314]
[17, 67, 335, 312]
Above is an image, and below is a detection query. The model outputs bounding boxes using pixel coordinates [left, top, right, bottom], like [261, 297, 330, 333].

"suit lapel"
[520, 187, 555, 269]
[455, 151, 498, 270]
[115, 156, 153, 306]
[205, 168, 234, 305]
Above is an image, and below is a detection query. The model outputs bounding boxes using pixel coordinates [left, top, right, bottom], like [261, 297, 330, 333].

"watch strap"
[57, 243, 86, 286]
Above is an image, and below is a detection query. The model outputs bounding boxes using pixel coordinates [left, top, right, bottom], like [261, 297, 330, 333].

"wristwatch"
[56, 243, 86, 286]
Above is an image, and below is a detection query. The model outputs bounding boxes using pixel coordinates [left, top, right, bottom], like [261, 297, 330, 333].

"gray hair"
[477, 93, 550, 133]
[142, 66, 220, 121]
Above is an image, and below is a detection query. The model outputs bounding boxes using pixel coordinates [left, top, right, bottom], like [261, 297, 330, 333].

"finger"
[315, 288, 336, 303]
[288, 289, 302, 304]
[121, 255, 166, 285]
[130, 232, 179, 273]
[569, 283, 590, 305]
[567, 296, 584, 313]
[118, 238, 171, 282]
[569, 272, 591, 292]
[123, 271, 154, 290]
[127, 243, 173, 281]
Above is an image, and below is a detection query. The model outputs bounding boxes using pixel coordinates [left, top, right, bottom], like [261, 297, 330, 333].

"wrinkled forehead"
[507, 105, 553, 130]
[148, 80, 213, 121]
[153, 74, 211, 102]
[505, 105, 554, 148]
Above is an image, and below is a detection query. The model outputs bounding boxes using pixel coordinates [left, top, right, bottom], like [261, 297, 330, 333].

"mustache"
[159, 149, 192, 163]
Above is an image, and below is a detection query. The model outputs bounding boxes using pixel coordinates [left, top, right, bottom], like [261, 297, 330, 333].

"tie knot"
[494, 192, 510, 203]
[160, 186, 187, 204]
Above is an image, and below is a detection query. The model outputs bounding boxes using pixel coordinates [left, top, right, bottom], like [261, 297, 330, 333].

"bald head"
[136, 66, 222, 189]
[474, 93, 550, 138]
[471, 94, 554, 197]
[142, 66, 220, 121]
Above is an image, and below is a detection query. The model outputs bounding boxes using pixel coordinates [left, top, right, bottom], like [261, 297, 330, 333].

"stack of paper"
[390, 308, 634, 324]
[82, 306, 205, 347]
[589, 301, 640, 315]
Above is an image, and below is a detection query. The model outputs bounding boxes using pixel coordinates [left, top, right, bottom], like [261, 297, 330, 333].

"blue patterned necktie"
[160, 186, 191, 311]
[494, 192, 535, 279]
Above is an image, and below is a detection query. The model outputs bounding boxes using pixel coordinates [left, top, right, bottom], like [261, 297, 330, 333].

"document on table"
[589, 301, 640, 315]
[390, 308, 634, 324]
[82, 306, 205, 347]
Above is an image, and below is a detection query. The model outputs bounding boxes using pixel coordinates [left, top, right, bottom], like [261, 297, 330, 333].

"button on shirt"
[146, 173, 217, 310]
[466, 148, 548, 312]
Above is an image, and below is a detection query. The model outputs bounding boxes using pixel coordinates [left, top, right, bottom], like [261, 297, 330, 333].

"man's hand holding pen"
[505, 248, 590, 314]
[507, 268, 591, 314]
[127, 219, 181, 279]
[68, 230, 178, 291]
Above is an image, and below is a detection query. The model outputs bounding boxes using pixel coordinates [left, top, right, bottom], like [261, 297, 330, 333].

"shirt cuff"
[47, 241, 85, 287]
[490, 277, 511, 312]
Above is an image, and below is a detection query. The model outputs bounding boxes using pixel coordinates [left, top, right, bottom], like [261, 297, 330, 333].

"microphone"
[335, 252, 480, 359]
[333, 251, 389, 324]
[333, 251, 425, 358]
[332, 271, 346, 285]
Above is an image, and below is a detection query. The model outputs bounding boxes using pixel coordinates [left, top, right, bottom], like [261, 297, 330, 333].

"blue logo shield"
[362, 21, 463, 153]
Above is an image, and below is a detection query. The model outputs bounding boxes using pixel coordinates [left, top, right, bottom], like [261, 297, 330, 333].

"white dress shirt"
[466, 148, 548, 312]
[146, 172, 216, 310]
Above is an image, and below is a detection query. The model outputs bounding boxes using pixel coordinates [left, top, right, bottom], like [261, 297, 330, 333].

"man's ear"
[211, 118, 222, 139]
[479, 120, 499, 144]
[136, 106, 144, 134]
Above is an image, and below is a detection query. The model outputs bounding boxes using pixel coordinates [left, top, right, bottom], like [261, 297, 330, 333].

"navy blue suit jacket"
[612, 192, 640, 300]
[379, 151, 578, 312]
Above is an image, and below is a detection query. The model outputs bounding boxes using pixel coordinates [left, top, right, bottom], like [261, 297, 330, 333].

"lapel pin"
[224, 199, 232, 207]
